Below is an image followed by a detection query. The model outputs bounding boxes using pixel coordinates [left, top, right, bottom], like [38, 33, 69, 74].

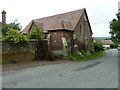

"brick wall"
[49, 30, 73, 52]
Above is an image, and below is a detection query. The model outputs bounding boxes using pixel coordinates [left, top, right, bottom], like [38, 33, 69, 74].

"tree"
[28, 26, 54, 61]
[109, 12, 120, 45]
[3, 29, 28, 44]
[2, 20, 22, 37]
[27, 27, 44, 40]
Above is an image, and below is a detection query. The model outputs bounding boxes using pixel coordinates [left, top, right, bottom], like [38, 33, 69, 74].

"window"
[80, 25, 82, 34]
[84, 15, 87, 22]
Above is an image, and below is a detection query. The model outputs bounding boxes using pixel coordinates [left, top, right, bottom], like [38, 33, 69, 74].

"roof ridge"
[36, 8, 85, 20]
[22, 8, 87, 33]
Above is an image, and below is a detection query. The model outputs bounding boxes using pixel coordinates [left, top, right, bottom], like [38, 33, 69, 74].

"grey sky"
[0, 0, 119, 37]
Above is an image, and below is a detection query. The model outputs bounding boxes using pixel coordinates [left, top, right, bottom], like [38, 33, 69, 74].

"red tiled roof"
[101, 40, 114, 45]
[22, 8, 92, 34]
[48, 20, 73, 30]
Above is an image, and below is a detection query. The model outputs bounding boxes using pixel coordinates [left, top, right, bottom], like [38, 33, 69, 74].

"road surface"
[2, 49, 118, 88]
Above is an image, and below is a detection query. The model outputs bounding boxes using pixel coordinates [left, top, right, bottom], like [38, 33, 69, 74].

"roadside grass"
[64, 51, 105, 62]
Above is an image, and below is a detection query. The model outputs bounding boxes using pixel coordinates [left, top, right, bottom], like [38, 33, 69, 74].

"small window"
[84, 15, 87, 21]
[80, 25, 82, 34]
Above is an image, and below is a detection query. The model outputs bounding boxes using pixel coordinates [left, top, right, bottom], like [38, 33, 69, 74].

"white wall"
[103, 45, 110, 48]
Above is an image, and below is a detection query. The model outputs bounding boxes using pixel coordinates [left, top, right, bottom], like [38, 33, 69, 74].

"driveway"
[2, 49, 118, 88]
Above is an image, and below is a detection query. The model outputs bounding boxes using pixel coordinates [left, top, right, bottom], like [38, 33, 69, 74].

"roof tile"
[22, 8, 86, 34]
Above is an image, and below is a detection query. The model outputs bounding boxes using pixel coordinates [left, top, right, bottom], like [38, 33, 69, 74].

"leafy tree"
[3, 29, 28, 44]
[28, 27, 54, 61]
[2, 20, 22, 37]
[27, 27, 44, 40]
[109, 12, 120, 45]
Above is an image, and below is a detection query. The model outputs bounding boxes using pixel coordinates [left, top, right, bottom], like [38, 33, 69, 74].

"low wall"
[2, 40, 38, 64]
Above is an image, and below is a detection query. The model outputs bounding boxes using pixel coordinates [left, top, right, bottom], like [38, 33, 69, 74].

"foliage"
[3, 29, 28, 44]
[29, 27, 53, 61]
[64, 50, 104, 62]
[110, 44, 114, 48]
[2, 20, 22, 37]
[0, 24, 2, 39]
[93, 41, 105, 52]
[28, 27, 44, 40]
[110, 44, 117, 49]
[109, 12, 120, 45]
[35, 40, 54, 61]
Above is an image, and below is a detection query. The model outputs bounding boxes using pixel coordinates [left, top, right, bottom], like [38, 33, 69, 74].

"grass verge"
[64, 51, 105, 62]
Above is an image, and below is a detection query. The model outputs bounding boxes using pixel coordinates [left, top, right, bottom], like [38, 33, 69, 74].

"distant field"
[93, 37, 111, 41]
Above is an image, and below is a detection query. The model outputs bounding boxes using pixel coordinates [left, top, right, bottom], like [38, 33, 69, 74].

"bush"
[110, 44, 118, 48]
[28, 27, 54, 61]
[35, 40, 54, 61]
[110, 44, 115, 48]
[3, 29, 28, 44]
[90, 50, 95, 54]
[64, 53, 82, 61]
[64, 50, 104, 61]
[93, 41, 105, 52]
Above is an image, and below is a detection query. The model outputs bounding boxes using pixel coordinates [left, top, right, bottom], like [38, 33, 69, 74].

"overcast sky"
[0, 0, 120, 37]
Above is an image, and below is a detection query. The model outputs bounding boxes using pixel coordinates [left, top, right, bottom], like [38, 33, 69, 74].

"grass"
[64, 51, 105, 62]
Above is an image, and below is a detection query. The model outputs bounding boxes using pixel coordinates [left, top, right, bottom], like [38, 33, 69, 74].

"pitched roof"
[22, 8, 92, 34]
[101, 40, 114, 45]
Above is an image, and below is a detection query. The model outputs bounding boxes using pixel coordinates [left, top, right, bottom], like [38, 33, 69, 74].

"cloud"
[92, 23, 111, 37]
[0, 0, 119, 37]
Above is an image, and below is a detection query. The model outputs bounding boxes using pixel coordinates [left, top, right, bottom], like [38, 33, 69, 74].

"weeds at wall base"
[63, 51, 105, 62]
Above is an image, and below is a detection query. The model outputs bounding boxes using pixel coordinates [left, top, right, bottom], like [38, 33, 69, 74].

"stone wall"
[2, 40, 38, 63]
[74, 12, 93, 51]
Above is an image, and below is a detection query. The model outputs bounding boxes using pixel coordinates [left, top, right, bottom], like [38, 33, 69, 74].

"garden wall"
[2, 40, 39, 64]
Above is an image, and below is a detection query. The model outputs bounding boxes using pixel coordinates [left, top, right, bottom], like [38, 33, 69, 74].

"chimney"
[2, 10, 6, 24]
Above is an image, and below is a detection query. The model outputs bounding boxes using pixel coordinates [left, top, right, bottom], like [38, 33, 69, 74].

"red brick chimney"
[2, 10, 6, 24]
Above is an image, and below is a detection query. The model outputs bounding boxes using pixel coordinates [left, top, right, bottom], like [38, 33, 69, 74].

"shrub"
[64, 50, 104, 61]
[93, 41, 105, 52]
[110, 44, 118, 48]
[35, 40, 54, 61]
[90, 49, 95, 54]
[28, 27, 54, 61]
[110, 44, 115, 48]
[3, 29, 28, 44]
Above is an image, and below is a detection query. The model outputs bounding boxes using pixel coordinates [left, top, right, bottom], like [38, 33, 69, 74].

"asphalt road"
[2, 49, 118, 88]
